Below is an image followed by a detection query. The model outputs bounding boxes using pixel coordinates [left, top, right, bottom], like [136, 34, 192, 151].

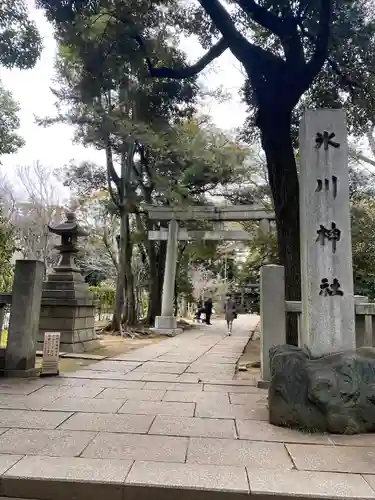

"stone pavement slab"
[163, 390, 229, 404]
[133, 362, 189, 374]
[287, 443, 375, 474]
[42, 396, 124, 413]
[0, 428, 96, 456]
[143, 382, 203, 391]
[125, 461, 249, 493]
[2, 315, 375, 500]
[59, 412, 154, 434]
[1, 456, 132, 500]
[0, 394, 59, 411]
[3, 455, 132, 483]
[118, 400, 195, 416]
[187, 437, 293, 469]
[149, 415, 236, 439]
[0, 409, 72, 429]
[96, 388, 165, 401]
[195, 401, 268, 420]
[82, 432, 188, 462]
[236, 419, 333, 444]
[0, 455, 23, 475]
[247, 469, 375, 499]
[32, 385, 105, 398]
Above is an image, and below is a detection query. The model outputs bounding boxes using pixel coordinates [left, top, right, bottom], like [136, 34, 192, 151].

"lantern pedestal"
[37, 212, 100, 353]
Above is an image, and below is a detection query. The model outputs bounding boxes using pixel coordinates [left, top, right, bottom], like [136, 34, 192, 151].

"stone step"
[1, 459, 373, 500]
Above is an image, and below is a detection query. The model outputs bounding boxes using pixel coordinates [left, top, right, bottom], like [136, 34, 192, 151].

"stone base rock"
[268, 344, 375, 434]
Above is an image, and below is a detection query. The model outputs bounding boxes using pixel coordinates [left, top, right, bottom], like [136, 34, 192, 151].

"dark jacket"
[204, 299, 213, 314]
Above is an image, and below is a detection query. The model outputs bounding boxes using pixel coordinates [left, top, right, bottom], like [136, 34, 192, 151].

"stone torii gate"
[145, 205, 275, 335]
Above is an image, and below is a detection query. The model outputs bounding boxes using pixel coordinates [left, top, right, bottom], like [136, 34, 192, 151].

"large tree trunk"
[146, 239, 166, 325]
[112, 211, 136, 332]
[122, 213, 136, 326]
[258, 108, 300, 345]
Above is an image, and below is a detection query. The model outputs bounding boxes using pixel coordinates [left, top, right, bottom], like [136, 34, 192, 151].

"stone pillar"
[4, 260, 44, 377]
[154, 220, 181, 335]
[299, 109, 355, 356]
[354, 296, 372, 347]
[260, 265, 286, 383]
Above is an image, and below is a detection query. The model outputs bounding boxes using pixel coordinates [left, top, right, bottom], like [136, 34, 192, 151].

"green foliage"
[0, 0, 42, 69]
[89, 285, 115, 309]
[0, 83, 25, 156]
[0, 204, 15, 291]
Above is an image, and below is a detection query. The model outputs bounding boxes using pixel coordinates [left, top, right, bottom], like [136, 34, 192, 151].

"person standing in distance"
[224, 293, 237, 335]
[204, 297, 213, 325]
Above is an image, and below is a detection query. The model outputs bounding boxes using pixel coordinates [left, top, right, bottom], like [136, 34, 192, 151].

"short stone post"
[260, 265, 286, 383]
[154, 219, 181, 335]
[299, 109, 355, 356]
[354, 296, 372, 347]
[5, 260, 44, 377]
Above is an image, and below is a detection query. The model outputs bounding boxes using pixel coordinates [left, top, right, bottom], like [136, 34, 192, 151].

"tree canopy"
[0, 0, 42, 69]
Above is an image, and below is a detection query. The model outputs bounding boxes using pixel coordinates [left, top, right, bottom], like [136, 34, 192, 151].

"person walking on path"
[224, 293, 237, 335]
[204, 297, 213, 325]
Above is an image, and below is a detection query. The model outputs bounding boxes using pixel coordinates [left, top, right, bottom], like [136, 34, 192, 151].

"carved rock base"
[268, 344, 375, 434]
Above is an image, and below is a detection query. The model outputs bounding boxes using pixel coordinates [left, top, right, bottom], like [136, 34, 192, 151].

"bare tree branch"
[135, 35, 229, 79]
[235, 0, 285, 37]
[304, 0, 332, 80]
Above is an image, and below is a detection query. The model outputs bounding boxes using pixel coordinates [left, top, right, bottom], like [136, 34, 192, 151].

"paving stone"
[125, 461, 249, 493]
[66, 371, 143, 381]
[0, 382, 44, 395]
[61, 353, 107, 360]
[0, 429, 96, 456]
[118, 400, 195, 417]
[187, 367, 235, 378]
[33, 385, 105, 398]
[287, 443, 375, 474]
[331, 434, 375, 446]
[4, 455, 132, 483]
[143, 382, 203, 392]
[83, 361, 141, 372]
[1, 456, 131, 500]
[60, 412, 154, 434]
[0, 410, 73, 429]
[0, 455, 23, 475]
[141, 374, 179, 382]
[96, 388, 165, 401]
[236, 420, 333, 444]
[196, 402, 268, 420]
[229, 393, 268, 406]
[0, 394, 59, 411]
[175, 374, 202, 383]
[204, 380, 258, 387]
[54, 378, 146, 389]
[363, 475, 375, 491]
[163, 391, 229, 404]
[187, 437, 293, 469]
[83, 432, 188, 462]
[204, 384, 261, 393]
[43, 397, 123, 413]
[134, 362, 189, 374]
[149, 415, 236, 439]
[248, 469, 375, 499]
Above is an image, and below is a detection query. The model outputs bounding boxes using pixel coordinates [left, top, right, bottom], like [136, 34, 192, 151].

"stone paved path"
[1, 315, 375, 499]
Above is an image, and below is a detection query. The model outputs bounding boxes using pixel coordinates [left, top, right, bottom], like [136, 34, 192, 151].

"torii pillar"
[153, 219, 182, 336]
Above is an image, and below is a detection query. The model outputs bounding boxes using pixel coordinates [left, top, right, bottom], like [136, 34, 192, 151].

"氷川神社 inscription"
[299, 110, 355, 356]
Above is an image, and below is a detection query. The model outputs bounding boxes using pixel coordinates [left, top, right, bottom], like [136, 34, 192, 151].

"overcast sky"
[0, 0, 247, 176]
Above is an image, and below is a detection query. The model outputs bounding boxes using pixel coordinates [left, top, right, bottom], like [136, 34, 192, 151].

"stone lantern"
[48, 212, 88, 273]
[37, 211, 99, 353]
